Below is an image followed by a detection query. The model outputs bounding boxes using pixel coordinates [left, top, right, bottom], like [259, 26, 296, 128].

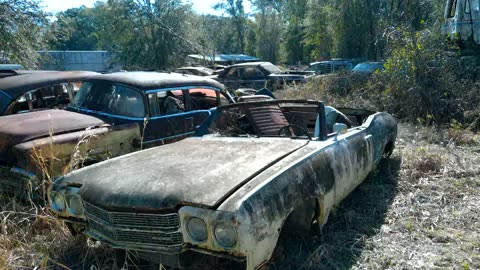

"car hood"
[0, 109, 106, 161]
[64, 137, 309, 211]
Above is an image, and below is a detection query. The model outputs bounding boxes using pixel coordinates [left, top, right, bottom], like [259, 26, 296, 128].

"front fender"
[12, 123, 140, 179]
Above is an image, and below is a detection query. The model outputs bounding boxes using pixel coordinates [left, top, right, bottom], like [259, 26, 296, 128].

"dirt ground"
[1, 123, 479, 269]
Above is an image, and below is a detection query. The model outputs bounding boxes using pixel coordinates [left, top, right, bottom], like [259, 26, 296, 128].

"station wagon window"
[148, 90, 185, 116]
[72, 82, 145, 118]
[188, 88, 220, 110]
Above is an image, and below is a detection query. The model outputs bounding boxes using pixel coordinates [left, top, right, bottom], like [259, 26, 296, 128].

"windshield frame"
[196, 99, 327, 140]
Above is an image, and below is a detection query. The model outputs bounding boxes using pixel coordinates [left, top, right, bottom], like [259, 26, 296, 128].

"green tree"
[0, 0, 48, 67]
[214, 0, 248, 53]
[284, 0, 308, 64]
[49, 6, 100, 50]
[304, 0, 335, 60]
[250, 0, 284, 62]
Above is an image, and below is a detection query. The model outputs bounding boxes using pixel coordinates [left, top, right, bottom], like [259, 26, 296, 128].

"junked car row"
[0, 71, 233, 195]
[0, 67, 397, 270]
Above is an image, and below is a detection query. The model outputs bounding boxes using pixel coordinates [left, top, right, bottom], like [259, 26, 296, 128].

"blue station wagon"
[67, 72, 234, 146]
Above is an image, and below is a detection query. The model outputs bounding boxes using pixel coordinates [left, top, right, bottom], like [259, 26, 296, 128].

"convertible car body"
[0, 72, 232, 196]
[49, 100, 396, 269]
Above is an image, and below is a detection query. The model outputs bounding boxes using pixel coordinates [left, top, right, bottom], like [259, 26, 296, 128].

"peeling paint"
[51, 100, 397, 269]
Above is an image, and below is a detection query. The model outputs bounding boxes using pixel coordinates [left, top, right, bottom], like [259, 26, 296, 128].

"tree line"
[1, 0, 446, 70]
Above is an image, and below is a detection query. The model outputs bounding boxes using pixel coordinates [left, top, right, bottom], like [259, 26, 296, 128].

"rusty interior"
[207, 101, 324, 138]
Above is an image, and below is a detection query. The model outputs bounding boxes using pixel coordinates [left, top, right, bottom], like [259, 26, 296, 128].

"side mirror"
[333, 123, 348, 135]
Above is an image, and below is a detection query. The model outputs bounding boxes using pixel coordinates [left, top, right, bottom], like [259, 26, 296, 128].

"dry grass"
[269, 123, 480, 269]
[0, 195, 120, 270]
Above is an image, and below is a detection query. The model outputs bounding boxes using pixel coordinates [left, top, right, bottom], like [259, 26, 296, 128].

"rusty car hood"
[63, 137, 309, 211]
[0, 109, 106, 160]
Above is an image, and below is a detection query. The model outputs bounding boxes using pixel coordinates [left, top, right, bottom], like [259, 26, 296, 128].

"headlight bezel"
[50, 191, 66, 212]
[66, 194, 85, 216]
[186, 217, 208, 243]
[214, 222, 238, 248]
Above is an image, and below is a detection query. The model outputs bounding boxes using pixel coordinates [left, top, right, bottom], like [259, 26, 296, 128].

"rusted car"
[49, 100, 396, 269]
[0, 72, 232, 196]
[210, 62, 314, 90]
[0, 71, 98, 115]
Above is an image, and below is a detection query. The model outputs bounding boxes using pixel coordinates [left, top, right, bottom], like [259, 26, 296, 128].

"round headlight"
[51, 192, 66, 212]
[186, 217, 208, 242]
[67, 194, 85, 216]
[214, 223, 237, 247]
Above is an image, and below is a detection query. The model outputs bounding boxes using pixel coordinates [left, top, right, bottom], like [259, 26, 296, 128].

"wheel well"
[81, 159, 101, 167]
[383, 141, 394, 157]
[283, 198, 317, 231]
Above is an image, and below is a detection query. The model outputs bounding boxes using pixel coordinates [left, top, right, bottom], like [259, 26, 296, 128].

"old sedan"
[305, 59, 353, 75]
[210, 62, 314, 90]
[50, 99, 396, 269]
[0, 72, 232, 196]
[0, 71, 98, 115]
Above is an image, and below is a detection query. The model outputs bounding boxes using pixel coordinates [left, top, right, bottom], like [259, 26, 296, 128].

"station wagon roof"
[0, 71, 99, 100]
[87, 71, 225, 91]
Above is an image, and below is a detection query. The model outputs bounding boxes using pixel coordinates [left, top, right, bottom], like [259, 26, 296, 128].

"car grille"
[84, 202, 183, 249]
[85, 202, 180, 229]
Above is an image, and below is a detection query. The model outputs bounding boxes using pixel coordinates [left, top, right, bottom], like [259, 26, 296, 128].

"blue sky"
[41, 0, 251, 15]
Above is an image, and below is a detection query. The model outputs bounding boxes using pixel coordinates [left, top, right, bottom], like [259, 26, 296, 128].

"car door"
[185, 88, 232, 128]
[330, 128, 375, 204]
[238, 66, 268, 89]
[141, 90, 193, 147]
[219, 67, 240, 90]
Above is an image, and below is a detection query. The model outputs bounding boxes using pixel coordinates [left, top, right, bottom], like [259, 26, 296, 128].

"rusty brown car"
[0, 72, 232, 196]
[49, 99, 396, 269]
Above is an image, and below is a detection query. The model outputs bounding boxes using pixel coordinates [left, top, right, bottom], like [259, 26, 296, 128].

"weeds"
[63, 127, 102, 174]
[2, 122, 479, 269]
